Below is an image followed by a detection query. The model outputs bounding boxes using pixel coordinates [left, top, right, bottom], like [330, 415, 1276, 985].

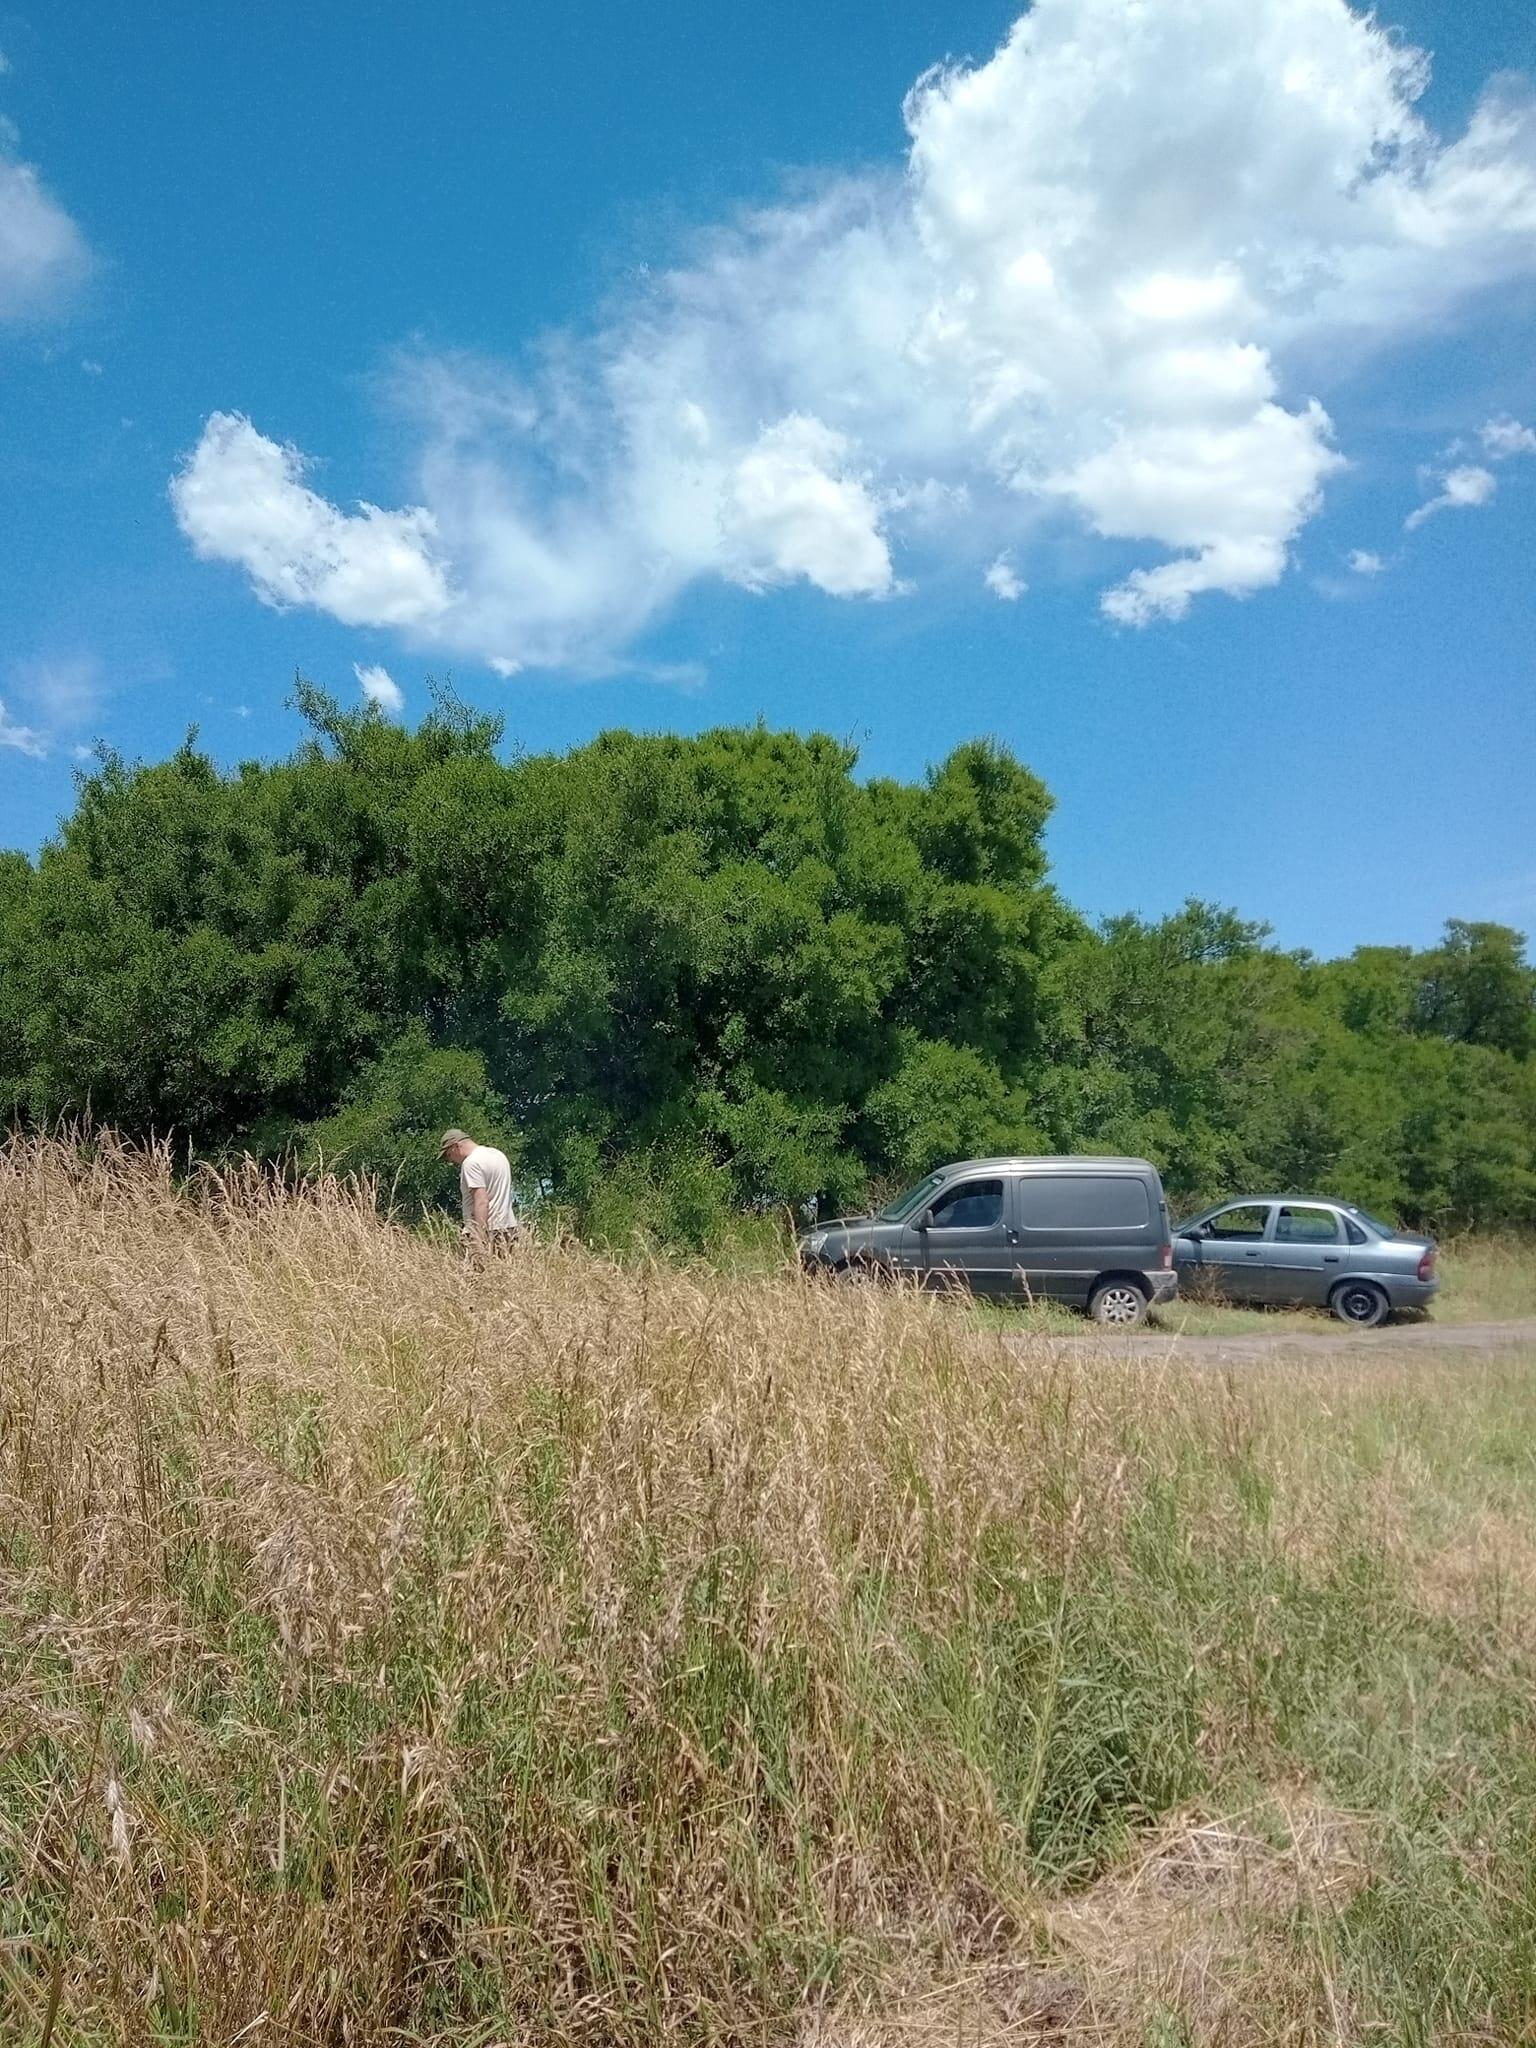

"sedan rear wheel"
[1089, 1280, 1148, 1329]
[1330, 1279, 1388, 1328]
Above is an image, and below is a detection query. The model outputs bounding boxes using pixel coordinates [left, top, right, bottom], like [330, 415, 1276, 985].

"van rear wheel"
[1089, 1280, 1148, 1329]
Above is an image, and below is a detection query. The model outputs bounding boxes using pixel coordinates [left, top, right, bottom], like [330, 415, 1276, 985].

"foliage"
[1, 688, 1533, 1233]
[296, 1024, 517, 1221]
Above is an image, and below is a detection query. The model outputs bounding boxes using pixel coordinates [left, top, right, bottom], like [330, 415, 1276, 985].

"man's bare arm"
[470, 1184, 490, 1242]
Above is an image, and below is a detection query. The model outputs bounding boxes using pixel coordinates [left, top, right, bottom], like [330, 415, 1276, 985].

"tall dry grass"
[3, 1134, 1535, 2045]
[1434, 1230, 1536, 1323]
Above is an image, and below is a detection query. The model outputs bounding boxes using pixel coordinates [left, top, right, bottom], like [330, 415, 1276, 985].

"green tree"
[0, 697, 1074, 1222]
[297, 1025, 516, 1220]
[1413, 921, 1536, 1057]
[3, 696, 1532, 1237]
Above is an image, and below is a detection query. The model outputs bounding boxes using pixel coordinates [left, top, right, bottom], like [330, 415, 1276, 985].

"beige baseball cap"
[439, 1128, 472, 1154]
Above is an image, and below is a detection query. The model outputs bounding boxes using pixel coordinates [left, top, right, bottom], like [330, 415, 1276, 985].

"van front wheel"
[835, 1259, 883, 1288]
[1089, 1280, 1148, 1329]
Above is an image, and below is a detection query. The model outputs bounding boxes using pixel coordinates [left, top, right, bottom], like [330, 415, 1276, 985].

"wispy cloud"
[0, 63, 91, 322]
[1347, 549, 1385, 575]
[1481, 415, 1536, 460]
[13, 652, 104, 727]
[1401, 411, 1533, 531]
[1405, 464, 1498, 531]
[172, 0, 1536, 671]
[2, 653, 107, 761]
[0, 698, 47, 757]
[354, 661, 405, 715]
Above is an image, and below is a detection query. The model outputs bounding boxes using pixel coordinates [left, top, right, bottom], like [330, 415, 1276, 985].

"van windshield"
[878, 1173, 946, 1223]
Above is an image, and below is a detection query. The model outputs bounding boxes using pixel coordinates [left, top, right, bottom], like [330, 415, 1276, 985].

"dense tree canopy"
[2, 687, 1532, 1237]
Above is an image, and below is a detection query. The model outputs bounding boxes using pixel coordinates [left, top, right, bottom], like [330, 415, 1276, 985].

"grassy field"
[3, 1138, 1536, 2045]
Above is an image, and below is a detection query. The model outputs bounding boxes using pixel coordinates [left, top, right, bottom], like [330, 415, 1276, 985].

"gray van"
[798, 1156, 1178, 1326]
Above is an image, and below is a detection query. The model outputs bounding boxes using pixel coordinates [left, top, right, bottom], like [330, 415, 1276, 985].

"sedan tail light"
[1417, 1246, 1437, 1282]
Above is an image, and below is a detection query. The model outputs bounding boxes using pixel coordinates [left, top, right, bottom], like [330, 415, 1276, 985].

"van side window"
[1015, 1175, 1151, 1229]
[928, 1179, 1004, 1229]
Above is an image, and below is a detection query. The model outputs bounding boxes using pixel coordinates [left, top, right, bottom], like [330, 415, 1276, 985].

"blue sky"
[1, 0, 1532, 957]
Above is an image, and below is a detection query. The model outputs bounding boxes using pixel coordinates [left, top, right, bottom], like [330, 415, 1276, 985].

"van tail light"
[1160, 1243, 1173, 1270]
[1417, 1246, 1437, 1282]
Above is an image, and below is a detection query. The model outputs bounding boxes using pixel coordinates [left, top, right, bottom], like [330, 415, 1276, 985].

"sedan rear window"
[1348, 1208, 1398, 1239]
[1276, 1205, 1341, 1244]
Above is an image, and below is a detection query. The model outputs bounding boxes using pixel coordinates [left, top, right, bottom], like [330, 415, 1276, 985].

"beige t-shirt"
[459, 1144, 517, 1233]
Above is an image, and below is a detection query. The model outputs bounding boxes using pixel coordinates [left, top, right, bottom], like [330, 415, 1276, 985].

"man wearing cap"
[440, 1130, 519, 1250]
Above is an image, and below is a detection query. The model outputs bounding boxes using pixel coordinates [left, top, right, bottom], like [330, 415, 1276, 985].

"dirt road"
[1009, 1315, 1536, 1366]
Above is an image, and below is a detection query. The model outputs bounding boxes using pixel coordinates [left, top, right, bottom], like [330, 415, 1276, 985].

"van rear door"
[1011, 1169, 1156, 1305]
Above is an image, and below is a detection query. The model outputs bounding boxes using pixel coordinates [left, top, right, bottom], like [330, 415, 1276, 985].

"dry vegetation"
[3, 1137, 1535, 2046]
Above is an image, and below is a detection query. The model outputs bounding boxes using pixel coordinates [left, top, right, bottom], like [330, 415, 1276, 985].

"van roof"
[942, 1156, 1159, 1175]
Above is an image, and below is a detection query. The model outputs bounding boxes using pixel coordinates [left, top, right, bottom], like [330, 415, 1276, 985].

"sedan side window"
[1206, 1204, 1270, 1241]
[929, 1179, 1004, 1229]
[1276, 1205, 1341, 1244]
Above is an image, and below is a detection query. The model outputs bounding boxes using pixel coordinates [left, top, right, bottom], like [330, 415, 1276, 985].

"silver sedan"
[1173, 1198, 1439, 1326]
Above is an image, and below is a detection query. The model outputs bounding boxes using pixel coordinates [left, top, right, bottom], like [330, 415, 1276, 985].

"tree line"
[2, 684, 1532, 1241]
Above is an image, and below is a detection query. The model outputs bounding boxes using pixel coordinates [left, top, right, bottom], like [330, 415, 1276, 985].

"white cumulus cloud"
[354, 661, 405, 715]
[1347, 549, 1385, 574]
[171, 411, 453, 628]
[172, 0, 1536, 668]
[985, 553, 1026, 600]
[722, 415, 894, 597]
[1405, 463, 1499, 530]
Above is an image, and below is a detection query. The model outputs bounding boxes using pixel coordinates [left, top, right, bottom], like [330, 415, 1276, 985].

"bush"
[295, 1024, 516, 1220]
